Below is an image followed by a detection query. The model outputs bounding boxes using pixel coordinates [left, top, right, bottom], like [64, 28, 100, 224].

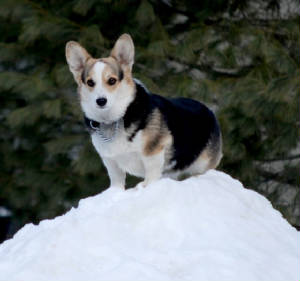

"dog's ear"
[110, 34, 134, 71]
[65, 41, 91, 84]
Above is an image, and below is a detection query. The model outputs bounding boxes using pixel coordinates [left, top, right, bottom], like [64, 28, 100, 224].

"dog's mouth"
[96, 105, 108, 112]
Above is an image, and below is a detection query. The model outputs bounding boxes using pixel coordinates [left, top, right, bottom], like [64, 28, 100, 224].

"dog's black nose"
[96, 98, 107, 107]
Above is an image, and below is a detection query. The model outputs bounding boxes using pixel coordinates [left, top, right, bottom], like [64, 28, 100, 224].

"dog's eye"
[107, 77, 117, 86]
[87, 79, 95, 87]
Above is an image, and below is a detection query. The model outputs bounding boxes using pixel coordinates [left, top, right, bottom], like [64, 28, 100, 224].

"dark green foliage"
[0, 0, 299, 235]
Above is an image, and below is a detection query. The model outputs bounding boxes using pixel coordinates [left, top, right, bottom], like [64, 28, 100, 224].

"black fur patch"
[123, 82, 155, 142]
[160, 97, 220, 170]
[84, 116, 100, 131]
[118, 69, 124, 81]
[81, 71, 85, 83]
[123, 81, 221, 170]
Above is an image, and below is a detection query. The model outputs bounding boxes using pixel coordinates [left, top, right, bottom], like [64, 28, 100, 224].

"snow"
[0, 170, 299, 281]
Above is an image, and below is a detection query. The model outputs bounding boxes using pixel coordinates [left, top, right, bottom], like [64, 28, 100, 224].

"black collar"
[83, 116, 121, 142]
[84, 116, 100, 130]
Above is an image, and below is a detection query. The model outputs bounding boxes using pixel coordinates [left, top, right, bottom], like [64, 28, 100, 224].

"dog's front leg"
[138, 151, 165, 188]
[102, 157, 126, 189]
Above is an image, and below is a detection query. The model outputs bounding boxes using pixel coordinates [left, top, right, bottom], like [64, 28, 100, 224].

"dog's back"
[132, 82, 222, 176]
[163, 96, 222, 172]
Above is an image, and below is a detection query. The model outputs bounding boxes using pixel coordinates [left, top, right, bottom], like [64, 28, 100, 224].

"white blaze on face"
[80, 61, 106, 122]
[93, 61, 106, 97]
[80, 61, 135, 124]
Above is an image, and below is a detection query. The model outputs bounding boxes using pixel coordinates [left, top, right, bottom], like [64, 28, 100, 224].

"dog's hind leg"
[162, 172, 179, 181]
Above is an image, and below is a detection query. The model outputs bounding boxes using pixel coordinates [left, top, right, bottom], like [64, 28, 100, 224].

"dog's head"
[66, 34, 135, 124]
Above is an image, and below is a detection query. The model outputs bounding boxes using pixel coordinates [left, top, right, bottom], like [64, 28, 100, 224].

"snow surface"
[0, 170, 299, 281]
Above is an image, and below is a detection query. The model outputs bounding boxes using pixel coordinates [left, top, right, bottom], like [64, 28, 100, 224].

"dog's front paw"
[135, 181, 147, 189]
[109, 184, 125, 190]
[135, 178, 159, 189]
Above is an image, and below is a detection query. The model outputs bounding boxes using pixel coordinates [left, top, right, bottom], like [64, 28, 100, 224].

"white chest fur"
[91, 127, 145, 177]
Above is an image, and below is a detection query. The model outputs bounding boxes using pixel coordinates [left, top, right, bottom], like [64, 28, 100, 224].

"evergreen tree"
[0, 0, 299, 237]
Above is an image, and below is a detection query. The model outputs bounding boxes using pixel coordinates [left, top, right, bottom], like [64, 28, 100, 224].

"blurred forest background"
[0, 0, 299, 242]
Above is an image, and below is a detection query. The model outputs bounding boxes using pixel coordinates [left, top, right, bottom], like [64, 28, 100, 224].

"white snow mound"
[0, 170, 299, 281]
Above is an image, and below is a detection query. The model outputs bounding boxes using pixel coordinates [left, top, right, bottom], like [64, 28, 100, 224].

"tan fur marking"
[207, 136, 223, 169]
[95, 56, 134, 92]
[82, 58, 98, 86]
[199, 149, 212, 166]
[186, 148, 212, 176]
[101, 57, 121, 76]
[102, 57, 134, 87]
[101, 63, 119, 92]
[143, 109, 172, 156]
[189, 135, 222, 175]
[124, 66, 134, 87]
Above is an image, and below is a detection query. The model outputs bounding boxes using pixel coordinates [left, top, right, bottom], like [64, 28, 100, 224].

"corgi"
[65, 34, 222, 188]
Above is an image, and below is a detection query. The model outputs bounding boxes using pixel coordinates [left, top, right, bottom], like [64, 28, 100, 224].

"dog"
[65, 34, 222, 188]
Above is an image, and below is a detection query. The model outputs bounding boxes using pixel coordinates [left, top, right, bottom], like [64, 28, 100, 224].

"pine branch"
[259, 154, 300, 162]
[257, 169, 298, 186]
[167, 55, 254, 79]
[22, 0, 82, 29]
[149, 0, 197, 21]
